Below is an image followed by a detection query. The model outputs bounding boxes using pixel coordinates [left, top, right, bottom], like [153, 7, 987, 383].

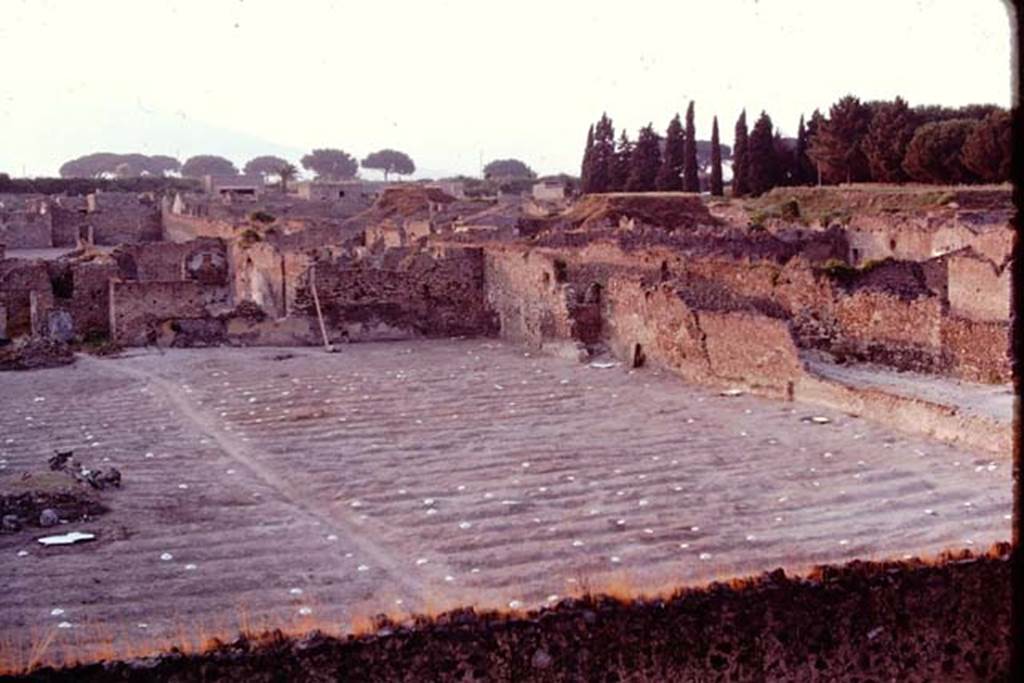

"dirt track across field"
[0, 340, 1010, 666]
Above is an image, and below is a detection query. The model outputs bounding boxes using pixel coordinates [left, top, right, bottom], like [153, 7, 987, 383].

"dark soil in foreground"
[6, 546, 1011, 682]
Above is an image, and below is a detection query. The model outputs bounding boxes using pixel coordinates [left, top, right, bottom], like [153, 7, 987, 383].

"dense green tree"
[746, 112, 779, 196]
[587, 114, 616, 193]
[483, 158, 535, 180]
[362, 149, 416, 181]
[300, 148, 359, 180]
[861, 97, 919, 183]
[913, 103, 1003, 125]
[146, 155, 181, 176]
[244, 155, 290, 178]
[709, 116, 724, 196]
[802, 109, 826, 184]
[655, 114, 684, 191]
[580, 125, 595, 192]
[773, 133, 797, 187]
[610, 131, 634, 192]
[181, 154, 239, 178]
[682, 101, 700, 192]
[793, 116, 811, 185]
[902, 119, 978, 184]
[625, 124, 662, 192]
[59, 152, 180, 178]
[960, 109, 1011, 182]
[732, 111, 750, 196]
[807, 95, 872, 184]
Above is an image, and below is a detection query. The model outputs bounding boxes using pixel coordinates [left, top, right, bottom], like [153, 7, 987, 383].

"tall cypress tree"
[805, 109, 825, 185]
[589, 114, 616, 193]
[794, 116, 809, 185]
[710, 116, 724, 196]
[732, 110, 750, 197]
[626, 124, 662, 192]
[580, 124, 595, 193]
[610, 131, 634, 192]
[683, 101, 700, 192]
[655, 114, 685, 191]
[747, 111, 779, 196]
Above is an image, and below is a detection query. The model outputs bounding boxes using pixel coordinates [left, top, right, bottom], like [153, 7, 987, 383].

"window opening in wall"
[889, 238, 897, 250]
[553, 259, 568, 283]
[50, 269, 74, 299]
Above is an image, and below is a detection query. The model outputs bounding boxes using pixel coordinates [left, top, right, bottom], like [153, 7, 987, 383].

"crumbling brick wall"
[162, 212, 238, 242]
[484, 248, 579, 349]
[85, 193, 162, 245]
[947, 252, 1010, 323]
[604, 277, 801, 397]
[297, 245, 496, 341]
[109, 280, 224, 346]
[0, 207, 53, 248]
[0, 259, 53, 337]
[44, 261, 121, 341]
[941, 315, 1011, 383]
[115, 238, 228, 283]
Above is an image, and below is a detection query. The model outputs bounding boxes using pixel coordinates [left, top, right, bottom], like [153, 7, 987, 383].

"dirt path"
[81, 353, 441, 606]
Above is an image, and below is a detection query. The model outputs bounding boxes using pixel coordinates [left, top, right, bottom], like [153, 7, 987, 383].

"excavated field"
[0, 340, 1012, 667]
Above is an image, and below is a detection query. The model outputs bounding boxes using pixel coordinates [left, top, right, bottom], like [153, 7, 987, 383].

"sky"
[0, 0, 1015, 179]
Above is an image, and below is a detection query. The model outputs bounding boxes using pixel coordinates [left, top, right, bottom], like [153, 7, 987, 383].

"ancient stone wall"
[0, 260, 53, 337]
[941, 315, 1011, 383]
[297, 246, 496, 342]
[49, 203, 87, 247]
[115, 238, 228, 284]
[109, 280, 225, 346]
[947, 252, 1011, 323]
[483, 248, 578, 349]
[85, 193, 162, 245]
[162, 211, 239, 242]
[46, 261, 121, 341]
[603, 278, 801, 398]
[0, 208, 53, 248]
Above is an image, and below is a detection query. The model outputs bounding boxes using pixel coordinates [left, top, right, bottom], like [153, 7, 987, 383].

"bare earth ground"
[0, 340, 1011, 664]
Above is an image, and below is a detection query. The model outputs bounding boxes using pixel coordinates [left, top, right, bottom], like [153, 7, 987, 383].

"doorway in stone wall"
[632, 343, 646, 368]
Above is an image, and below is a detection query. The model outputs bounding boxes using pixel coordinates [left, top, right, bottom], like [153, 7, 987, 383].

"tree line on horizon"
[580, 102, 729, 196]
[54, 148, 419, 184]
[582, 95, 1011, 197]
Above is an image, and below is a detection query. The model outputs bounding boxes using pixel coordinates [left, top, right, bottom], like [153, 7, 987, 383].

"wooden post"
[309, 264, 334, 352]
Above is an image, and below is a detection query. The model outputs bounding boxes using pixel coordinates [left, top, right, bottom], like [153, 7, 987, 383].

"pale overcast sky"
[0, 0, 1014, 179]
